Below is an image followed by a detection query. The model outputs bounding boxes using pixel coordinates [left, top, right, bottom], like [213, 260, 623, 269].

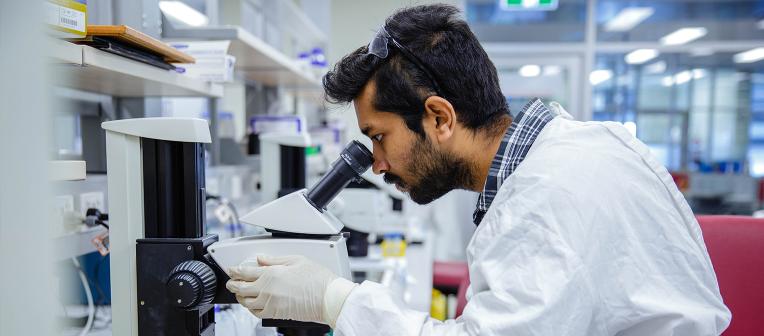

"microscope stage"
[208, 233, 352, 280]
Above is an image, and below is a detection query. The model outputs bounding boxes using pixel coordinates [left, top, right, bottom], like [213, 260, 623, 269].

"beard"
[383, 135, 474, 204]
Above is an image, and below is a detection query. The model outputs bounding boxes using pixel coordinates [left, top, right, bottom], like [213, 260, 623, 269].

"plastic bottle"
[381, 233, 406, 257]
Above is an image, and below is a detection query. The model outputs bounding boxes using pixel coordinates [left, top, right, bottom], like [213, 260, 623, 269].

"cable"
[72, 257, 95, 336]
[85, 208, 109, 229]
[96, 220, 109, 229]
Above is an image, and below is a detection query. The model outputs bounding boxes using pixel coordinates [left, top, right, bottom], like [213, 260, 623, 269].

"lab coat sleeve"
[334, 207, 600, 336]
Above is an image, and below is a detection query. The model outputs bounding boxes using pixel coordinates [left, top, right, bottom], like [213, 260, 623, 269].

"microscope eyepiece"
[306, 140, 373, 210]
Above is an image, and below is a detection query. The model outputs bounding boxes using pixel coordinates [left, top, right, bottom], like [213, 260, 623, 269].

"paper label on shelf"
[45, 0, 87, 37]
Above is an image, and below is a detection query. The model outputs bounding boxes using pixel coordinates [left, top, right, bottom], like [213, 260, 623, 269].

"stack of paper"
[170, 40, 236, 82]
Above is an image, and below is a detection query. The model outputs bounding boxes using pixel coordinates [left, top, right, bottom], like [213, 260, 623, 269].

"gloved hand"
[226, 255, 357, 328]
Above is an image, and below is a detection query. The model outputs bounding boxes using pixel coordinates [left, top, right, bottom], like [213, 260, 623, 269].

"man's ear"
[423, 96, 456, 144]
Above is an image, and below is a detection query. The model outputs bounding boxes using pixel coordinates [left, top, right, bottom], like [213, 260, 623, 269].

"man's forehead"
[354, 81, 379, 125]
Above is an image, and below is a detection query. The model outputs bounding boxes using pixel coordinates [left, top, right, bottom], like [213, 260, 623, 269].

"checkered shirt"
[473, 98, 556, 225]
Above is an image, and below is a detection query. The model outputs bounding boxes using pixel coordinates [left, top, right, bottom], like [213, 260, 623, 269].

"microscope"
[102, 118, 372, 336]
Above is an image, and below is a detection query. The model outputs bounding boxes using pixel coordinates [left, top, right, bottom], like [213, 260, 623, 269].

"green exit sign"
[500, 0, 558, 11]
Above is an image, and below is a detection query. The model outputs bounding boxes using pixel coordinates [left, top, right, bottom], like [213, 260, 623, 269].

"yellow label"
[46, 0, 88, 37]
[381, 238, 407, 257]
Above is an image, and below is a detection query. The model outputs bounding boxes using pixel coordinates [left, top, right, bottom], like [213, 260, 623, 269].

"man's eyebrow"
[361, 126, 372, 137]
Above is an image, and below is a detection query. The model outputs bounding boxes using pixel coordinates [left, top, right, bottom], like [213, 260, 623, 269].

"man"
[226, 4, 731, 335]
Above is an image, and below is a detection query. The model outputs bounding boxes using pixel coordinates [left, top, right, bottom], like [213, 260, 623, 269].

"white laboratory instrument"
[259, 132, 312, 203]
[101, 117, 372, 335]
[210, 139, 373, 279]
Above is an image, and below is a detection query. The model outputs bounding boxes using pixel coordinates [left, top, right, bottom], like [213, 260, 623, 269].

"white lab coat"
[334, 114, 731, 335]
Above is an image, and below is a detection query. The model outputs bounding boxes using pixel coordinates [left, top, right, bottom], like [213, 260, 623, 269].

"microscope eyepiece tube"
[306, 140, 373, 209]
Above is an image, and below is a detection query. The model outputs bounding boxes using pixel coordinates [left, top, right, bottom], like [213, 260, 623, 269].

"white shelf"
[49, 160, 86, 181]
[163, 26, 322, 88]
[50, 41, 223, 98]
[50, 38, 83, 64]
[54, 226, 108, 261]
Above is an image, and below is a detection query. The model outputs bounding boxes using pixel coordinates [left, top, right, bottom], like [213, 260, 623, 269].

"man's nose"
[372, 155, 389, 175]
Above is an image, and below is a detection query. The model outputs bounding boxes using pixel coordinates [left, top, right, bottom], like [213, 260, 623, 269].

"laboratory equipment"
[259, 132, 311, 203]
[332, 176, 408, 257]
[101, 117, 371, 336]
[247, 115, 305, 155]
[209, 137, 374, 279]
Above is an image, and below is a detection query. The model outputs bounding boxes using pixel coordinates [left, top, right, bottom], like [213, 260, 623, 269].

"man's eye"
[373, 134, 383, 142]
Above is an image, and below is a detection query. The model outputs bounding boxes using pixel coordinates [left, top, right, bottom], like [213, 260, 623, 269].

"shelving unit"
[54, 226, 108, 261]
[49, 160, 86, 181]
[49, 40, 223, 98]
[50, 38, 83, 65]
[49, 39, 224, 261]
[163, 26, 321, 88]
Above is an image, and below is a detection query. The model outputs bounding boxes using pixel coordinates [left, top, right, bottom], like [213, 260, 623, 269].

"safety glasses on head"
[366, 26, 443, 96]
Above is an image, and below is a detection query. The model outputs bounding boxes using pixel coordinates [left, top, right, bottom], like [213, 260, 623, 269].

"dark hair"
[323, 4, 509, 136]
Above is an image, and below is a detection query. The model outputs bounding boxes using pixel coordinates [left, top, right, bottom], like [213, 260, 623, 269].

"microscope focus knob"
[166, 260, 217, 309]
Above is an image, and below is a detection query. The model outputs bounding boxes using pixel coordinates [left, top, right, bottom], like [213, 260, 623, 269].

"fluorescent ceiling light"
[589, 70, 612, 85]
[663, 70, 703, 86]
[604, 7, 654, 32]
[543, 65, 561, 76]
[734, 48, 764, 63]
[645, 61, 666, 74]
[674, 70, 693, 85]
[519, 65, 541, 77]
[660, 27, 708, 45]
[159, 1, 209, 27]
[625, 49, 659, 64]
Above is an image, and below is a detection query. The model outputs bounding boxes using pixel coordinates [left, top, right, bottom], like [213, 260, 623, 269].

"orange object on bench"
[82, 25, 195, 64]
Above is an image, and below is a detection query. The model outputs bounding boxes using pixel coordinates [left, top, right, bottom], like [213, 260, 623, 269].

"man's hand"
[226, 255, 357, 328]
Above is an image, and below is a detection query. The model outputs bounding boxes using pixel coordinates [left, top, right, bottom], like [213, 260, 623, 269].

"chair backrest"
[696, 215, 764, 336]
[455, 276, 469, 318]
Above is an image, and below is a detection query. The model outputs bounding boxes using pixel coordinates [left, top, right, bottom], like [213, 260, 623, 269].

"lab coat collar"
[473, 98, 555, 225]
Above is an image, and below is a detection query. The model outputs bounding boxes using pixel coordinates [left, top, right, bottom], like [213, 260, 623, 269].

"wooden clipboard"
[84, 25, 195, 64]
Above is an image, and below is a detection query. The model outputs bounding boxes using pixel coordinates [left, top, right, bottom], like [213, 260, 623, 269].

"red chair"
[697, 215, 764, 336]
[446, 215, 764, 327]
[433, 261, 468, 291]
[455, 275, 469, 317]
[433, 261, 469, 318]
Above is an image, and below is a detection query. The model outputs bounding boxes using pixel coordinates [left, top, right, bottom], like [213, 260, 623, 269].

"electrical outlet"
[80, 191, 105, 214]
[54, 195, 75, 216]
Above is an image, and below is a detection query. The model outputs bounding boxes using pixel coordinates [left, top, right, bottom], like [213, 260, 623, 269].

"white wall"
[0, 1, 55, 335]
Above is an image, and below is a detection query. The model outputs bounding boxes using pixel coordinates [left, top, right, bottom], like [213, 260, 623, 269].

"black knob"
[166, 260, 217, 309]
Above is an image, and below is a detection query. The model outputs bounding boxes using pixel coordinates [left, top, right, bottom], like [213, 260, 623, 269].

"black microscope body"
[135, 140, 372, 336]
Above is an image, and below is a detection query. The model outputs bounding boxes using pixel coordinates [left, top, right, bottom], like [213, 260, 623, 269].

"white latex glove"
[226, 255, 357, 328]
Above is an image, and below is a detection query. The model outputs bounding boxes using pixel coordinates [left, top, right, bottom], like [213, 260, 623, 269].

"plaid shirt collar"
[473, 98, 556, 225]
